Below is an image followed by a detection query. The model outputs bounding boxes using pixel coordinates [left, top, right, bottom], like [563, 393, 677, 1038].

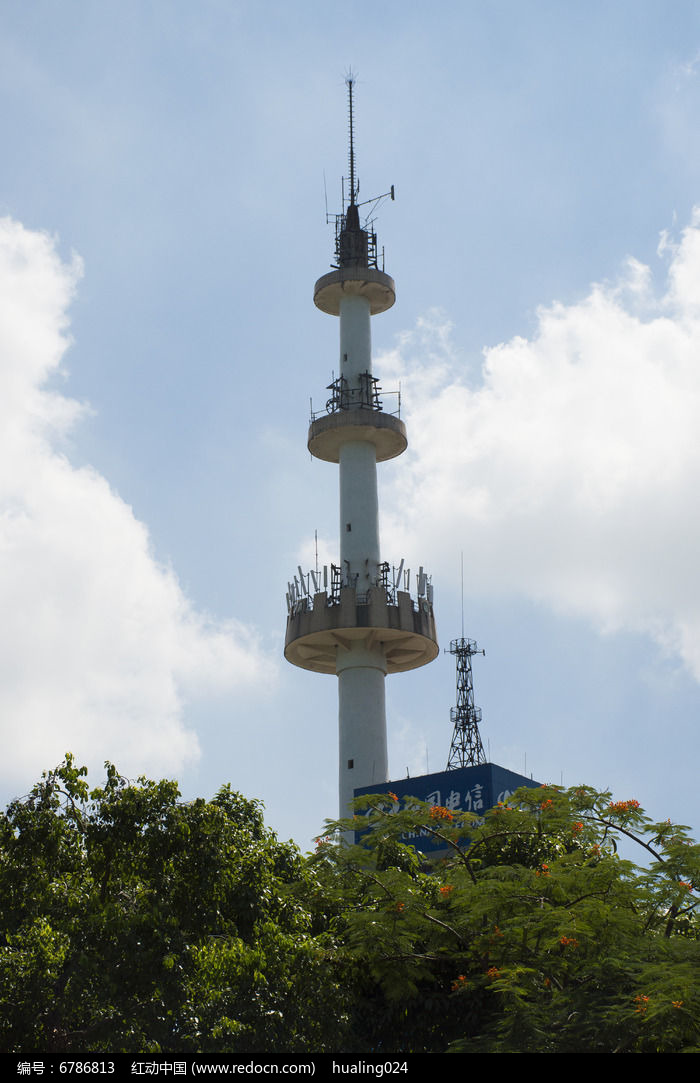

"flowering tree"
[314, 784, 700, 1053]
[1, 759, 697, 1054]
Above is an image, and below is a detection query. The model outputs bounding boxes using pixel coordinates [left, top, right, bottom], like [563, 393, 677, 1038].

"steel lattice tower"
[284, 77, 438, 820]
[447, 637, 486, 769]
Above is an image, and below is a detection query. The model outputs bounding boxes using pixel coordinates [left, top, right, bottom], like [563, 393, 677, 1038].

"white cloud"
[0, 217, 273, 793]
[381, 211, 700, 681]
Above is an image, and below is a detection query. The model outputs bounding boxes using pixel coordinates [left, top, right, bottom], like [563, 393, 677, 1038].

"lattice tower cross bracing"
[446, 637, 486, 770]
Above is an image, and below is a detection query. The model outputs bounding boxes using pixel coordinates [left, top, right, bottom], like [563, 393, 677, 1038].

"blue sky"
[1, 0, 699, 849]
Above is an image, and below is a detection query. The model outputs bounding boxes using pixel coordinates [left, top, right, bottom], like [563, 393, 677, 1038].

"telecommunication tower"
[446, 638, 486, 769]
[284, 76, 438, 819]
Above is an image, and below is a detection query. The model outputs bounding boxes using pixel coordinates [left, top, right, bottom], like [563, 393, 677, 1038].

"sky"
[1, 0, 699, 850]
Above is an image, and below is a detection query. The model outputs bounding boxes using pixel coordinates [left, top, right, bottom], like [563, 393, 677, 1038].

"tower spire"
[347, 71, 357, 207]
[327, 76, 395, 272]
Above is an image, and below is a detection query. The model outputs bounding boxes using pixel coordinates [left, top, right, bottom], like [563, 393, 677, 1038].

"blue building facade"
[354, 762, 539, 854]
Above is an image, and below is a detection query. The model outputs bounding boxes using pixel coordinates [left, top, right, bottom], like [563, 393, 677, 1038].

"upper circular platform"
[308, 410, 407, 463]
[314, 268, 396, 316]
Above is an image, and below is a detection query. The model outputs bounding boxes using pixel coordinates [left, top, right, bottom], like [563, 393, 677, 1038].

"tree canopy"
[0, 755, 342, 1054]
[1, 757, 698, 1054]
[316, 784, 700, 1053]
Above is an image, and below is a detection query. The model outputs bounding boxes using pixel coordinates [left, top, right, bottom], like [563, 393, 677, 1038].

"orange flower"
[678, 881, 693, 892]
[394, 901, 405, 914]
[572, 821, 584, 835]
[672, 1000, 684, 1009]
[439, 884, 454, 897]
[451, 975, 468, 992]
[560, 936, 579, 948]
[634, 994, 649, 1014]
[609, 799, 640, 814]
[540, 799, 553, 810]
[535, 863, 550, 878]
[486, 966, 501, 980]
[388, 791, 398, 802]
[429, 805, 454, 822]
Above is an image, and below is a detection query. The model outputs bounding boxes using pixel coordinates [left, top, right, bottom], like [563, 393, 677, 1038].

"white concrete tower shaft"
[336, 290, 386, 816]
[284, 79, 438, 824]
[338, 293, 380, 590]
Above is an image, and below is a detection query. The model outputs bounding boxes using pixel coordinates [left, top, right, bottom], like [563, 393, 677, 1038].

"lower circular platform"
[284, 586, 438, 675]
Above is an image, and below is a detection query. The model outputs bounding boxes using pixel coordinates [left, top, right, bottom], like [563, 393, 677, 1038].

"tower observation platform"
[284, 77, 438, 820]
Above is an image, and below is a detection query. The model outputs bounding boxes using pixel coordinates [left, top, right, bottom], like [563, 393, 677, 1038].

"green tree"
[0, 755, 343, 1054]
[2, 759, 698, 1055]
[314, 785, 700, 1053]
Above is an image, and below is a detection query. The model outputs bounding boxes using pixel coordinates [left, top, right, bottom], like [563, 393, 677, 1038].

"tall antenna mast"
[446, 638, 487, 769]
[347, 71, 357, 206]
[325, 72, 394, 272]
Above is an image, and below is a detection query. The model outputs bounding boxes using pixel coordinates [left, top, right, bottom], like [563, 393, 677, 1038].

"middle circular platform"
[308, 410, 407, 463]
